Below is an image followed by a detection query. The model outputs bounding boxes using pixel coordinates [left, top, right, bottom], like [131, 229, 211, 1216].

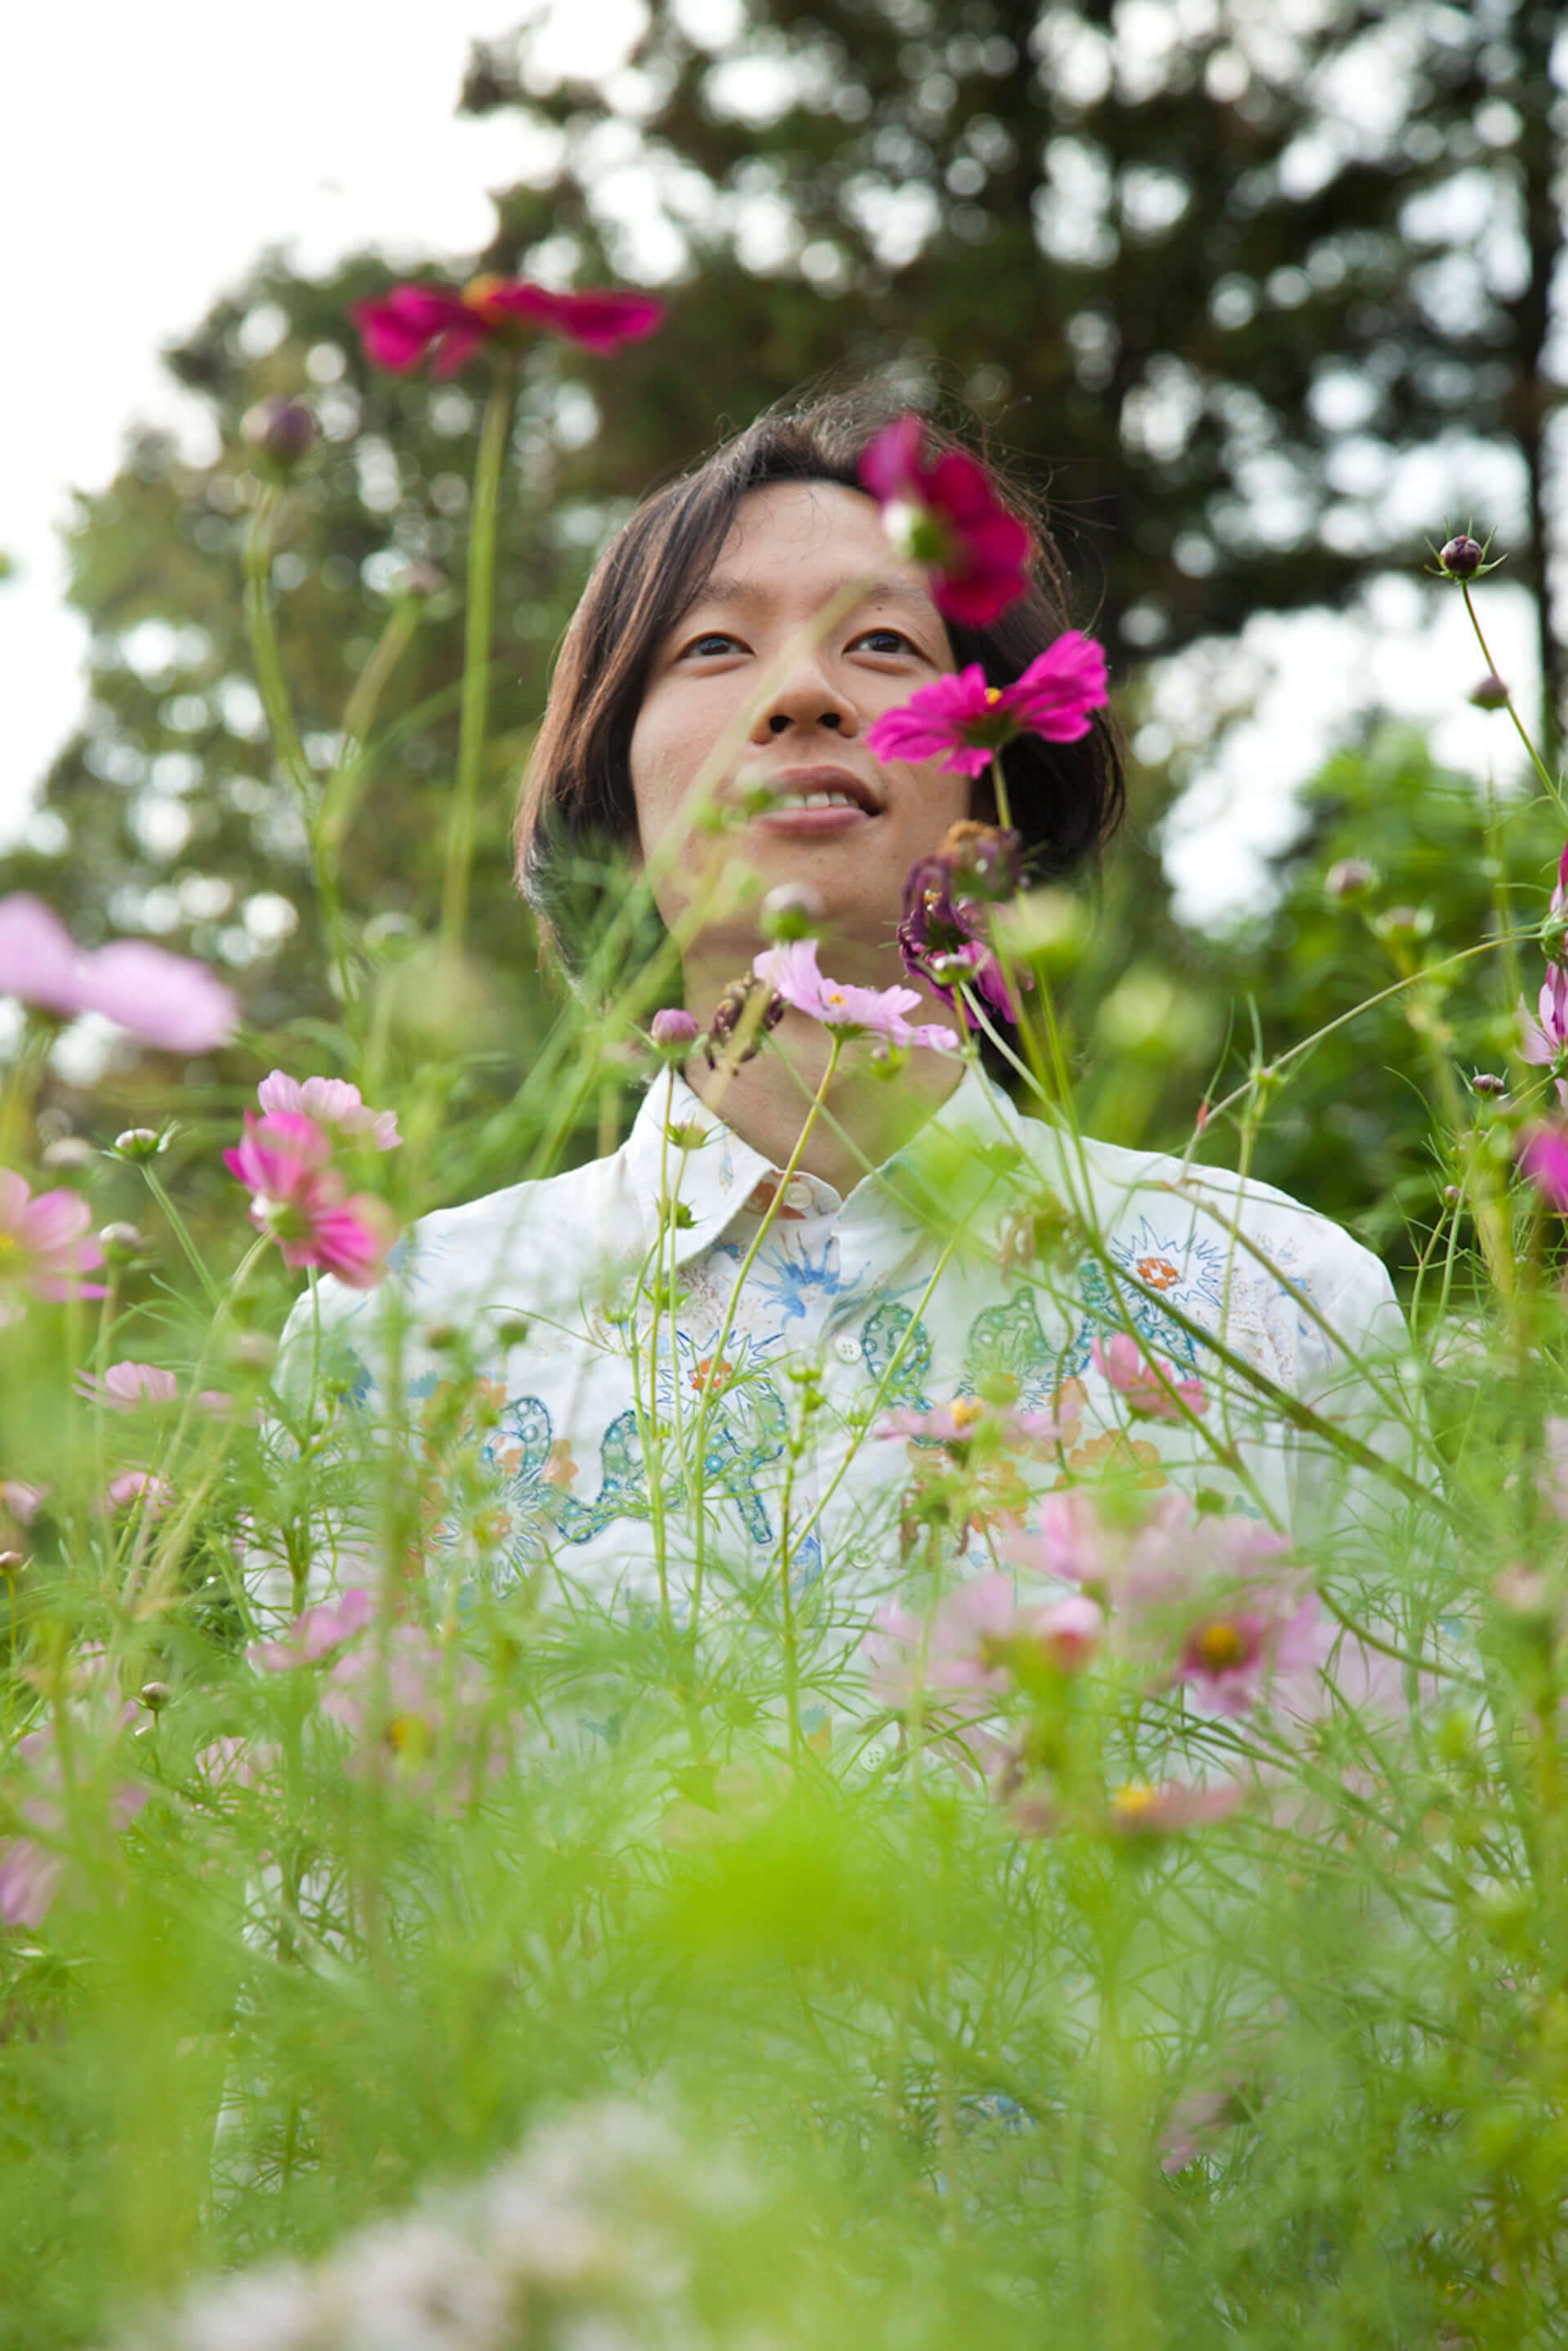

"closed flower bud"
[139, 1681, 172, 1712]
[241, 396, 316, 468]
[650, 1008, 700, 1051]
[1438, 534, 1484, 578]
[40, 1135, 95, 1171]
[1470, 672, 1509, 710]
[97, 1222, 145, 1258]
[1472, 1071, 1508, 1097]
[112, 1129, 163, 1160]
[760, 883, 825, 943]
[1325, 858, 1376, 902]
[397, 561, 448, 600]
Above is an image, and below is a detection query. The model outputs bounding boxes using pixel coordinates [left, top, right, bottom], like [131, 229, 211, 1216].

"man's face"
[628, 479, 972, 977]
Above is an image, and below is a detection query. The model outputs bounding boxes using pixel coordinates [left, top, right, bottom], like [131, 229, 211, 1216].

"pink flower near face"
[1091, 1332, 1208, 1423]
[247, 1588, 374, 1672]
[858, 414, 1032, 626]
[256, 1071, 401, 1151]
[223, 1111, 397, 1286]
[350, 275, 664, 376]
[864, 634, 1109, 778]
[751, 940, 960, 1051]
[0, 893, 238, 1051]
[0, 1171, 107, 1325]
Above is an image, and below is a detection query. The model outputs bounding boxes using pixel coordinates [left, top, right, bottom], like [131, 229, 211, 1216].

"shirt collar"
[621, 1058, 1035, 1267]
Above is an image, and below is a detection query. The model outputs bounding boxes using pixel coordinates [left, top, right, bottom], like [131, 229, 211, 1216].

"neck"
[679, 945, 966, 1196]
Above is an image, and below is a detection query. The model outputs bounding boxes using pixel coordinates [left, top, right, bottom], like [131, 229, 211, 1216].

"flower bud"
[1438, 534, 1484, 579]
[1470, 672, 1509, 710]
[241, 396, 316, 469]
[650, 1008, 701, 1052]
[139, 1681, 173, 1712]
[112, 1129, 163, 1160]
[97, 1222, 146, 1258]
[40, 1135, 95, 1172]
[1325, 858, 1377, 902]
[1374, 906, 1431, 945]
[1472, 1071, 1508, 1097]
[397, 561, 448, 600]
[760, 883, 825, 943]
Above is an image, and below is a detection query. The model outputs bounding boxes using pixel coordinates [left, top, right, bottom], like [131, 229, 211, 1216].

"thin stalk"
[440, 357, 517, 961]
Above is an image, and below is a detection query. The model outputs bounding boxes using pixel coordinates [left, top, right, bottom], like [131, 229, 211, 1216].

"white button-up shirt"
[276, 1065, 1424, 1632]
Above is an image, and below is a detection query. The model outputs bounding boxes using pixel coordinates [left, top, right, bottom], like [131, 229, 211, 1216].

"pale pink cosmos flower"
[1172, 1582, 1319, 1717]
[0, 893, 238, 1051]
[858, 414, 1032, 626]
[878, 1397, 1071, 1448]
[864, 634, 1109, 777]
[1107, 1779, 1244, 1837]
[1, 1481, 48, 1526]
[74, 1361, 233, 1416]
[1160, 2084, 1247, 2174]
[1004, 1485, 1194, 1594]
[247, 1588, 374, 1672]
[256, 1071, 401, 1151]
[0, 1720, 147, 1928]
[224, 1111, 398, 1286]
[1521, 969, 1568, 1104]
[0, 1171, 107, 1325]
[751, 940, 960, 1052]
[1091, 1331, 1208, 1422]
[100, 1470, 174, 1521]
[319, 1626, 500, 1799]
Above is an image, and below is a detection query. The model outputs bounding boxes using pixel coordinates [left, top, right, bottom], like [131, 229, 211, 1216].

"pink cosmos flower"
[74, 1360, 233, 1415]
[1518, 1124, 1568, 1212]
[1160, 2084, 1248, 2174]
[1, 1481, 48, 1527]
[256, 1071, 401, 1151]
[0, 893, 238, 1051]
[865, 635, 1109, 778]
[878, 1398, 1071, 1448]
[1004, 1486, 1194, 1593]
[0, 1721, 147, 1929]
[751, 940, 960, 1051]
[100, 1470, 174, 1520]
[861, 1575, 1019, 1777]
[247, 1587, 374, 1672]
[1521, 968, 1568, 1103]
[1107, 1779, 1244, 1837]
[858, 414, 1031, 626]
[319, 1626, 500, 1799]
[224, 1111, 398, 1286]
[350, 275, 665, 376]
[1172, 1584, 1320, 1717]
[1091, 1331, 1208, 1423]
[1539, 1417, 1568, 1519]
[0, 1171, 107, 1325]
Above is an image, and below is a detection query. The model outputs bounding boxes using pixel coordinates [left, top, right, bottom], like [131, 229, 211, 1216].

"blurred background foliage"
[5, 0, 1564, 1285]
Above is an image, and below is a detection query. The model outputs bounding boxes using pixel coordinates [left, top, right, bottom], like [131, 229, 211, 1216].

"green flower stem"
[987, 748, 1013, 833]
[1461, 580, 1564, 810]
[440, 355, 518, 963]
[139, 1165, 224, 1312]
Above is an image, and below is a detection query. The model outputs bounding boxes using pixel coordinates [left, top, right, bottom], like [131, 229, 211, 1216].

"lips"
[753, 765, 882, 816]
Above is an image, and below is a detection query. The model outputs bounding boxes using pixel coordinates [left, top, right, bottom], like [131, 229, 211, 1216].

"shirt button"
[832, 1334, 861, 1365]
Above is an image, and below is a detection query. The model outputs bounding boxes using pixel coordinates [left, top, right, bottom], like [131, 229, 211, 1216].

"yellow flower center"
[1197, 1621, 1245, 1670]
[948, 1396, 982, 1432]
[0, 1231, 18, 1265]
[461, 273, 508, 323]
[984, 686, 1003, 705]
[1111, 1782, 1159, 1823]
[386, 1712, 434, 1761]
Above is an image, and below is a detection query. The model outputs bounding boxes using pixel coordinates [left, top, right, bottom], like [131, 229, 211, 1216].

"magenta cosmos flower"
[256, 1070, 400, 1151]
[865, 634, 1109, 778]
[224, 1111, 397, 1286]
[0, 893, 238, 1053]
[1521, 968, 1568, 1103]
[350, 274, 665, 376]
[858, 413, 1031, 626]
[1518, 1124, 1568, 1212]
[0, 1171, 106, 1325]
[751, 940, 960, 1051]
[1091, 1332, 1208, 1423]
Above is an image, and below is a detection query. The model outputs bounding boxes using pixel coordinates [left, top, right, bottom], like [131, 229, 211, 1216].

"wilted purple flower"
[898, 822, 1030, 1021]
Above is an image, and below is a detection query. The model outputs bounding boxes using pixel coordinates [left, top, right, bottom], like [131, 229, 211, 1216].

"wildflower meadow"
[6, 186, 1568, 2351]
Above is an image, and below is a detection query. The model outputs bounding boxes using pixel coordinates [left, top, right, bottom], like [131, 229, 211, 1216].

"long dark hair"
[515, 386, 1125, 977]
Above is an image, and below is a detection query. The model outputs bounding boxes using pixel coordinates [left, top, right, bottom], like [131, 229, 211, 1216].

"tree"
[462, 0, 1567, 737]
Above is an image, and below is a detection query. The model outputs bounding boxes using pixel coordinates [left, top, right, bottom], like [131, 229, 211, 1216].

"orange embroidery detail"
[1136, 1255, 1181, 1290]
[544, 1441, 579, 1489]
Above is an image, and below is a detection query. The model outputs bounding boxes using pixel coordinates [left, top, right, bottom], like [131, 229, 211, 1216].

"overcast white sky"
[0, 1, 1544, 931]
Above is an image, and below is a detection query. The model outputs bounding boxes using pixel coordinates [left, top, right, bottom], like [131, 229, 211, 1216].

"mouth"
[750, 766, 881, 829]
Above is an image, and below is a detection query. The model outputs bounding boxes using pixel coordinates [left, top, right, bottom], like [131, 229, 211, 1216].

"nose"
[751, 654, 858, 742]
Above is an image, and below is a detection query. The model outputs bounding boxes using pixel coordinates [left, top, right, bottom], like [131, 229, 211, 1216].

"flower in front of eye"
[0, 1172, 107, 1326]
[865, 634, 1109, 777]
[751, 939, 960, 1051]
[858, 414, 1031, 625]
[256, 1070, 401, 1150]
[350, 275, 665, 376]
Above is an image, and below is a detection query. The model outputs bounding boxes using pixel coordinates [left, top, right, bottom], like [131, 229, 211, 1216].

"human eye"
[678, 628, 746, 660]
[851, 625, 927, 659]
